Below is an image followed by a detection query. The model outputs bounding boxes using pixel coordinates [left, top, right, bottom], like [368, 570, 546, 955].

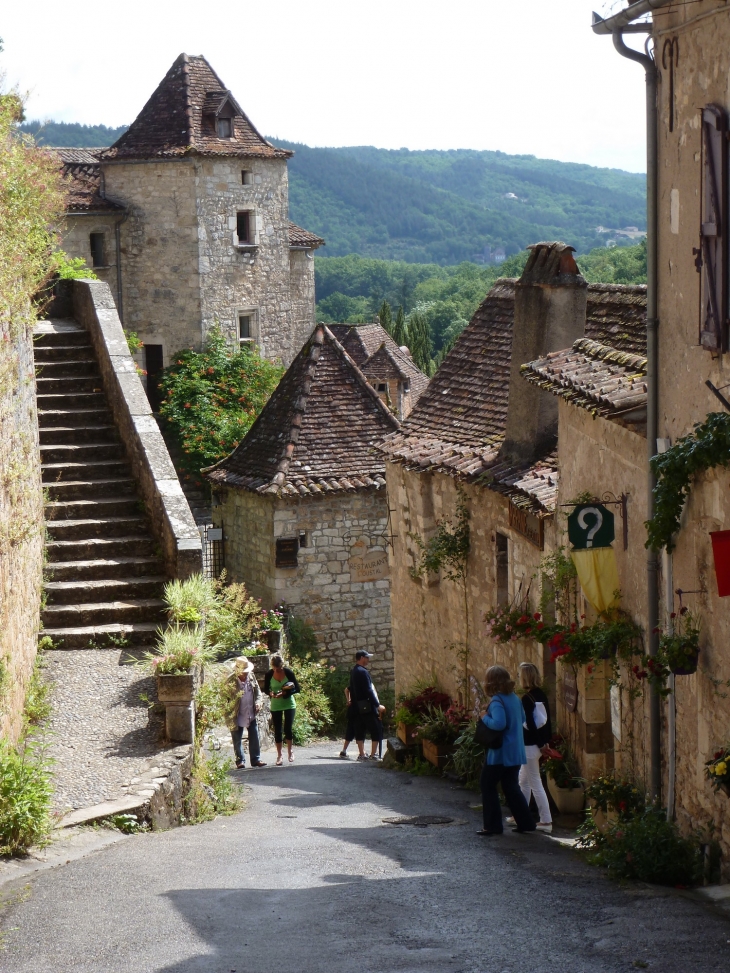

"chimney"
[500, 242, 587, 465]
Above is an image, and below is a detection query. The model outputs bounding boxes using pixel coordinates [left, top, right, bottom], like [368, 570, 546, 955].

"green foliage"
[407, 311, 433, 374]
[539, 547, 579, 623]
[392, 306, 408, 346]
[107, 813, 147, 834]
[22, 656, 52, 728]
[542, 737, 583, 790]
[287, 616, 320, 661]
[449, 721, 484, 789]
[410, 490, 470, 583]
[141, 626, 214, 675]
[577, 238, 647, 284]
[0, 737, 54, 855]
[580, 804, 702, 887]
[378, 300, 392, 334]
[322, 665, 351, 733]
[206, 575, 264, 658]
[124, 329, 143, 355]
[183, 747, 242, 824]
[290, 661, 333, 745]
[163, 574, 218, 625]
[19, 120, 129, 147]
[50, 250, 96, 280]
[417, 704, 469, 746]
[585, 774, 645, 820]
[646, 412, 730, 552]
[158, 327, 283, 479]
[281, 141, 646, 263]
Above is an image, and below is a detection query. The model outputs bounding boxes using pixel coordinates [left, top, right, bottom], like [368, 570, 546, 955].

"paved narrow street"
[1, 743, 729, 973]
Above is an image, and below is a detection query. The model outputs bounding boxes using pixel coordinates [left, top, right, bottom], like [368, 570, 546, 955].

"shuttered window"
[698, 104, 729, 351]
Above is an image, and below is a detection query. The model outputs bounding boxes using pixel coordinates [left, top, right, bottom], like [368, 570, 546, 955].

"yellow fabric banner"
[571, 547, 620, 614]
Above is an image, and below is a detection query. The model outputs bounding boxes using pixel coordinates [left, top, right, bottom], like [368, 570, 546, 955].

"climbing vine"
[646, 412, 730, 552]
[410, 489, 471, 702]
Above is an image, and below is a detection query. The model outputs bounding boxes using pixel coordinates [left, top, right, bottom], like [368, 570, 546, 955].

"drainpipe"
[610, 27, 661, 799]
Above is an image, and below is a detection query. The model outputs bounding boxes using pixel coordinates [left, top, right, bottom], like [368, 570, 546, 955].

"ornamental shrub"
[0, 737, 54, 855]
[158, 327, 283, 479]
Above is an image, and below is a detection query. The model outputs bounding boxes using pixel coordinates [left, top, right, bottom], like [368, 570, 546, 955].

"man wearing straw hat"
[224, 656, 267, 770]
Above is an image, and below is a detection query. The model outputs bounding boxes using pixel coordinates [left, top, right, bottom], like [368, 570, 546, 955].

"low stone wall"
[0, 302, 44, 743]
[70, 279, 202, 580]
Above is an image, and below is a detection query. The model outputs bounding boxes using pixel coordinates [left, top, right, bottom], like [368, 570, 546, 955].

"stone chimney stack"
[500, 242, 587, 465]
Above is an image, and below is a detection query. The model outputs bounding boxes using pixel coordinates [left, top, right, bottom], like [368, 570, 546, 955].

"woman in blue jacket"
[477, 665, 536, 836]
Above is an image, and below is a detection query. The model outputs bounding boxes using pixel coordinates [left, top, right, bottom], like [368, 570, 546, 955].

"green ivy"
[646, 412, 730, 552]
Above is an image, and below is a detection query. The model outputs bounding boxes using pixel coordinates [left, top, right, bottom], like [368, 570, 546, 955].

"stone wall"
[0, 303, 43, 743]
[62, 214, 120, 306]
[289, 248, 317, 361]
[216, 487, 394, 685]
[385, 464, 557, 706]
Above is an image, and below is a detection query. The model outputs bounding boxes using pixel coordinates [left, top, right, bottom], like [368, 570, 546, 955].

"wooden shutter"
[698, 105, 729, 351]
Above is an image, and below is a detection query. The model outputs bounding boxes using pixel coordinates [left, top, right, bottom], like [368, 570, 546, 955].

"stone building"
[329, 323, 430, 419]
[379, 243, 648, 716]
[57, 53, 323, 389]
[205, 325, 399, 684]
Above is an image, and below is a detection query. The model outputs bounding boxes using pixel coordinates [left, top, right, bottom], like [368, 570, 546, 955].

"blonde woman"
[477, 665, 535, 836]
[264, 654, 300, 766]
[514, 662, 552, 833]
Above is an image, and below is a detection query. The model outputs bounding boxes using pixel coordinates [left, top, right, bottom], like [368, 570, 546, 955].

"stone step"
[44, 576, 167, 606]
[37, 407, 112, 428]
[36, 376, 102, 395]
[45, 497, 143, 520]
[41, 598, 167, 629]
[45, 556, 164, 582]
[44, 477, 137, 501]
[40, 623, 160, 650]
[40, 441, 126, 464]
[45, 534, 157, 562]
[37, 393, 109, 414]
[42, 458, 131, 482]
[39, 424, 118, 446]
[34, 358, 100, 378]
[34, 327, 89, 348]
[46, 516, 149, 541]
[34, 344, 95, 363]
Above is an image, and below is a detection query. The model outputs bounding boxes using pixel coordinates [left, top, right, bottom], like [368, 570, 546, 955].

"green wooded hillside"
[279, 141, 646, 263]
[19, 121, 129, 147]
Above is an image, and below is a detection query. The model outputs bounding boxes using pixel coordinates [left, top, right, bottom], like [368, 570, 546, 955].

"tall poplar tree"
[392, 306, 408, 346]
[408, 312, 433, 375]
[378, 299, 393, 335]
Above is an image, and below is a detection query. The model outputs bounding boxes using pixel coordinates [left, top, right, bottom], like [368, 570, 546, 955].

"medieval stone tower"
[59, 53, 323, 380]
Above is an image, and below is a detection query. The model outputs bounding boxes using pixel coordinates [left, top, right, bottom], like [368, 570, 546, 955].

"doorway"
[144, 344, 164, 413]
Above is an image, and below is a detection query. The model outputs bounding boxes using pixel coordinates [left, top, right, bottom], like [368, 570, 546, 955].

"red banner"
[710, 530, 730, 596]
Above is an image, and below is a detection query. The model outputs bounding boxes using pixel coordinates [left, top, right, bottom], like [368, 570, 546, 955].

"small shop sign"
[508, 501, 544, 549]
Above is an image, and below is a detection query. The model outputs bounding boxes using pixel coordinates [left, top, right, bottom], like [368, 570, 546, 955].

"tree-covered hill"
[20, 120, 129, 148]
[278, 141, 646, 263]
[23, 120, 645, 263]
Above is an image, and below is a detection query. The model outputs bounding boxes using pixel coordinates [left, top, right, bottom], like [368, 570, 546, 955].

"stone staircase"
[36, 321, 167, 648]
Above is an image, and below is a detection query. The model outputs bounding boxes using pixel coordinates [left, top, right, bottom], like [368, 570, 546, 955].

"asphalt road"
[1, 743, 729, 973]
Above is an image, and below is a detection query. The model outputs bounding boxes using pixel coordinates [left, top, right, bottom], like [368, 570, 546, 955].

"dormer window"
[217, 117, 232, 139]
[202, 89, 242, 140]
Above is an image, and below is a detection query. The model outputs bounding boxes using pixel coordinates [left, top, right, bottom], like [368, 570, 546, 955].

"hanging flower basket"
[670, 647, 699, 676]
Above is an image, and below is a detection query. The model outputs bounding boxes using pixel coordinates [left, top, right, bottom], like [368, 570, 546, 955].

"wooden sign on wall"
[563, 668, 578, 713]
[508, 501, 544, 549]
[349, 539, 390, 583]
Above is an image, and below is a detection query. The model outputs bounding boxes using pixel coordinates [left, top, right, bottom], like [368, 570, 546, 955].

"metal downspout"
[612, 28, 661, 800]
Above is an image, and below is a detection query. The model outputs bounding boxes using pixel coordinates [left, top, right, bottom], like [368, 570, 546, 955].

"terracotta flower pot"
[547, 776, 585, 814]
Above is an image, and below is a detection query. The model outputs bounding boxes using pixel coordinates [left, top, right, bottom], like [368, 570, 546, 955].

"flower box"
[156, 667, 202, 703]
[547, 776, 585, 815]
[397, 722, 419, 746]
[421, 738, 451, 769]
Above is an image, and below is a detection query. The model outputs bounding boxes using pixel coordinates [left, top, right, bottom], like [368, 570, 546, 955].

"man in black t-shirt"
[349, 650, 386, 760]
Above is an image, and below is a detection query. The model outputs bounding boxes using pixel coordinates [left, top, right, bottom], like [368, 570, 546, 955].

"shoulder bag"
[474, 694, 506, 749]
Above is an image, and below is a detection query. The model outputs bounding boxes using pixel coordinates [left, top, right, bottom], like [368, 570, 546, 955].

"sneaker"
[356, 754, 369, 762]
[338, 751, 350, 759]
[369, 753, 380, 761]
[536, 822, 553, 833]
[505, 816, 515, 825]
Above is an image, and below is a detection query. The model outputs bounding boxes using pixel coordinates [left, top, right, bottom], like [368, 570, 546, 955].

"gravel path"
[42, 649, 173, 812]
[2, 743, 729, 972]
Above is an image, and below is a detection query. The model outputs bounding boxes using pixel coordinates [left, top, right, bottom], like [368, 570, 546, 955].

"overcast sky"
[2, 0, 647, 172]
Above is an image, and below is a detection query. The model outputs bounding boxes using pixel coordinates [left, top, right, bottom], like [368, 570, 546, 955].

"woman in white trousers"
[515, 662, 553, 833]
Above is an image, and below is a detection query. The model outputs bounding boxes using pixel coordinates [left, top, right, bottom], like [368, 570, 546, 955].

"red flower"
[619, 800, 627, 811]
[537, 622, 544, 630]
[670, 612, 677, 619]
[533, 612, 541, 620]
[580, 614, 586, 620]
[184, 403, 191, 409]
[652, 627, 660, 634]
[680, 606, 689, 615]
[518, 615, 529, 625]
[587, 664, 594, 674]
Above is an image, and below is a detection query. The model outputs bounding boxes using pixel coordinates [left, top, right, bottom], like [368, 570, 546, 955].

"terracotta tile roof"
[205, 325, 400, 496]
[585, 283, 647, 355]
[521, 337, 648, 429]
[288, 222, 325, 250]
[100, 54, 291, 161]
[377, 279, 562, 511]
[53, 151, 123, 214]
[329, 323, 429, 406]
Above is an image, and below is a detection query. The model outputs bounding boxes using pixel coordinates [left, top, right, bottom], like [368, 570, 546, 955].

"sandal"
[276, 756, 283, 766]
[288, 753, 295, 763]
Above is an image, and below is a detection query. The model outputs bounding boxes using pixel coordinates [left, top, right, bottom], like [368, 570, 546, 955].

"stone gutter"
[69, 279, 202, 579]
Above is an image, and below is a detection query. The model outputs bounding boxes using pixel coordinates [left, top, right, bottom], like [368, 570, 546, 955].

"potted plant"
[659, 607, 701, 675]
[207, 577, 264, 660]
[144, 626, 212, 697]
[258, 608, 285, 652]
[395, 686, 451, 746]
[585, 774, 645, 832]
[705, 746, 730, 798]
[418, 704, 469, 768]
[163, 574, 217, 630]
[542, 738, 585, 814]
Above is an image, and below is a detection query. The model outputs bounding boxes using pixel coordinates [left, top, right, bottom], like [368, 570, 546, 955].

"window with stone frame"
[236, 211, 254, 245]
[89, 232, 105, 268]
[237, 308, 258, 345]
[241, 169, 253, 185]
